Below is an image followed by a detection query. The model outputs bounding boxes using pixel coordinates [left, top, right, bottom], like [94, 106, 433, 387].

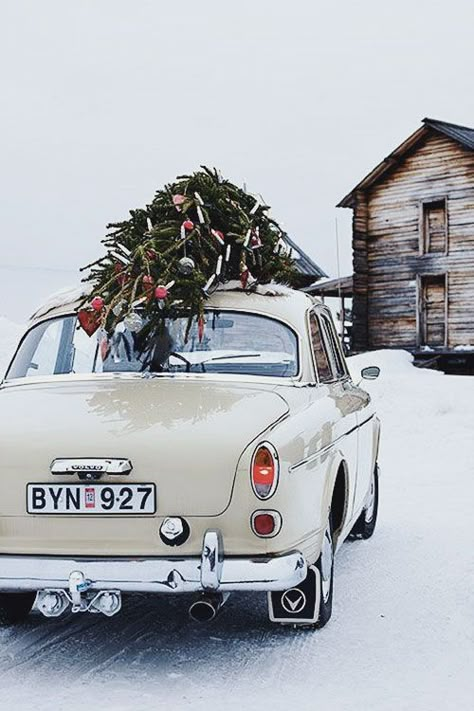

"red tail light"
[251, 443, 279, 499]
[251, 510, 282, 537]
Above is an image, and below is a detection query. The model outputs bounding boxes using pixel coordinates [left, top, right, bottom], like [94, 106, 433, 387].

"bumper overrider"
[0, 530, 307, 617]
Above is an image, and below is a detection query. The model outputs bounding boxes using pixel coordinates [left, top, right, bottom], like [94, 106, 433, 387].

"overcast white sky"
[1, 0, 473, 310]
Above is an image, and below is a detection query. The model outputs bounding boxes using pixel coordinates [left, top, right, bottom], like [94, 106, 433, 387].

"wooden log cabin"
[338, 118, 474, 368]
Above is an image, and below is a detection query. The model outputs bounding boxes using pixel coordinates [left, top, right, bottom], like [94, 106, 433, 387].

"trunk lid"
[0, 377, 288, 518]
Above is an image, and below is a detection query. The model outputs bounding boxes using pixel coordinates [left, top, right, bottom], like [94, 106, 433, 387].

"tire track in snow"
[0, 612, 98, 674]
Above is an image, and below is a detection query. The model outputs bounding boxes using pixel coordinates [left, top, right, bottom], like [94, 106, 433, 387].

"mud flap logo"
[280, 588, 307, 614]
[268, 565, 320, 624]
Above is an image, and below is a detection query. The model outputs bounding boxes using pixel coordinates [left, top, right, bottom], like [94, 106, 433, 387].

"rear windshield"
[6, 311, 299, 380]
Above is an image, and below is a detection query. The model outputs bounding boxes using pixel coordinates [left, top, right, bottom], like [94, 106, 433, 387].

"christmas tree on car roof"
[79, 166, 298, 340]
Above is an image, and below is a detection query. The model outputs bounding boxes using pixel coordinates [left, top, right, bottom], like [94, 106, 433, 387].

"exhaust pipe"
[188, 592, 229, 623]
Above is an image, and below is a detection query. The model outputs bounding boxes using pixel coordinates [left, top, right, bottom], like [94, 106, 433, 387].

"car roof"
[30, 282, 320, 332]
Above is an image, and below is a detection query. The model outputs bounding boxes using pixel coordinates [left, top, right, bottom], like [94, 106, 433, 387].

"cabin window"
[421, 199, 447, 254]
[418, 274, 447, 348]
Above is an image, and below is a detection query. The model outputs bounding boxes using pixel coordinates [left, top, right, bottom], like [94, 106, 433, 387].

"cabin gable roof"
[337, 118, 474, 208]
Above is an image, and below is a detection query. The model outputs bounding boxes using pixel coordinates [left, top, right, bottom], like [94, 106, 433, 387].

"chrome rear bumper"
[0, 530, 307, 594]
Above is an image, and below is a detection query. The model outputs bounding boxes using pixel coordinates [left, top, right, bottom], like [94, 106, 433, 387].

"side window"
[320, 314, 348, 380]
[7, 316, 76, 379]
[25, 319, 64, 377]
[309, 313, 333, 383]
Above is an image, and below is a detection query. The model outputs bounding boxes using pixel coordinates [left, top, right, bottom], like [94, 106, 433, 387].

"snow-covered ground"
[0, 322, 472, 710]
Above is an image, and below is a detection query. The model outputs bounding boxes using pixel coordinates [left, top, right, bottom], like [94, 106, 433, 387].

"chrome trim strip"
[50, 458, 133, 475]
[1, 371, 303, 390]
[289, 413, 375, 472]
[0, 548, 306, 594]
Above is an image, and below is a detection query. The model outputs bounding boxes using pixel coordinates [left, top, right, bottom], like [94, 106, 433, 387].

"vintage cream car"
[0, 286, 380, 628]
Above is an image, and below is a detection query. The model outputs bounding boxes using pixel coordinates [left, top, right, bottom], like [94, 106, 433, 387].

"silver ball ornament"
[178, 256, 195, 276]
[123, 311, 144, 332]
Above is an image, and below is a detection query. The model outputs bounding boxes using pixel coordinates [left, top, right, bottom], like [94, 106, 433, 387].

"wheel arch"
[322, 452, 350, 542]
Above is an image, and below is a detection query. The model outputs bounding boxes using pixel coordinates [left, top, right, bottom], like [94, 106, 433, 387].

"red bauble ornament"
[143, 274, 154, 298]
[155, 285, 168, 300]
[172, 194, 185, 206]
[198, 316, 205, 343]
[183, 220, 194, 231]
[240, 268, 250, 289]
[91, 296, 104, 312]
[114, 262, 129, 286]
[146, 249, 157, 261]
[78, 309, 101, 337]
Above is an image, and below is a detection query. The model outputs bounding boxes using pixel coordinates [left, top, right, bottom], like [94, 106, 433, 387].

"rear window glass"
[7, 311, 299, 379]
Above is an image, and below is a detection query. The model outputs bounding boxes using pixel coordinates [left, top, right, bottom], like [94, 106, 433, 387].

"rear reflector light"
[251, 510, 282, 538]
[251, 443, 279, 499]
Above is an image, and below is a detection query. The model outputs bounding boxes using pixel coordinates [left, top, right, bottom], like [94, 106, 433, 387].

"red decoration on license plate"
[85, 487, 96, 508]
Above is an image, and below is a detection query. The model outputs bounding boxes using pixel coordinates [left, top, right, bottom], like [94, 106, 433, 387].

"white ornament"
[210, 228, 225, 246]
[132, 296, 147, 307]
[203, 274, 216, 294]
[112, 299, 127, 316]
[250, 196, 261, 214]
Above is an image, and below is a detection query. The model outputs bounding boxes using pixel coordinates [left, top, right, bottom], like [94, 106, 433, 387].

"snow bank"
[348, 347, 415, 377]
[348, 348, 461, 423]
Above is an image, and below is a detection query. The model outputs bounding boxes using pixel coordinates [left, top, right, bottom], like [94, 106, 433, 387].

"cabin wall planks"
[345, 128, 474, 352]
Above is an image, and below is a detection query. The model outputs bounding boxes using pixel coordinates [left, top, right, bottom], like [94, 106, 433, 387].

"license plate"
[27, 483, 156, 515]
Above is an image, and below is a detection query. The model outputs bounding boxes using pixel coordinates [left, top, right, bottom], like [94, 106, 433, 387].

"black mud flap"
[268, 564, 320, 625]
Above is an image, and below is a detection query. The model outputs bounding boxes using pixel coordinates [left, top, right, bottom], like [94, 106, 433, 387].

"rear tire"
[313, 512, 334, 628]
[0, 592, 36, 625]
[349, 464, 379, 540]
